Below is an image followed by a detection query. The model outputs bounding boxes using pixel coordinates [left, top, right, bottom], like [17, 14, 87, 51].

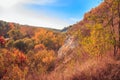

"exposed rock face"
[57, 36, 78, 59]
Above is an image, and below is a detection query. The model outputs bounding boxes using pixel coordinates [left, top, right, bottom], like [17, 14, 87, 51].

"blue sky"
[0, 0, 102, 29]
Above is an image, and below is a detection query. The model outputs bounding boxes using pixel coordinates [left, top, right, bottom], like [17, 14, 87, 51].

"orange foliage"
[12, 49, 27, 63]
[33, 29, 49, 42]
[33, 29, 64, 50]
[2, 65, 24, 80]
[8, 23, 15, 29]
[34, 50, 55, 64]
[34, 44, 46, 51]
[29, 49, 55, 73]
[0, 36, 5, 47]
[0, 49, 28, 79]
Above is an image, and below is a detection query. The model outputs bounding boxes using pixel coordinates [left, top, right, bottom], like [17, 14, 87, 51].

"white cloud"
[26, 0, 57, 5]
[0, 0, 57, 8]
[0, 0, 71, 29]
[0, 0, 22, 8]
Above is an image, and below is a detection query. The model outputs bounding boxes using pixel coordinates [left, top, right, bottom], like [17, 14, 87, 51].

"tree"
[0, 49, 28, 80]
[23, 38, 35, 52]
[33, 29, 64, 51]
[87, 0, 120, 56]
[5, 39, 14, 48]
[29, 49, 55, 73]
[81, 23, 112, 56]
[13, 38, 35, 53]
[102, 0, 120, 56]
[0, 36, 5, 48]
[13, 39, 26, 52]
[8, 23, 15, 29]
[0, 21, 10, 37]
[34, 44, 46, 52]
[7, 29, 24, 40]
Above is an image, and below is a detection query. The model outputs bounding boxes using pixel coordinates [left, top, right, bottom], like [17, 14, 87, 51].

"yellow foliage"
[33, 29, 64, 50]
[81, 24, 112, 56]
[31, 49, 55, 73]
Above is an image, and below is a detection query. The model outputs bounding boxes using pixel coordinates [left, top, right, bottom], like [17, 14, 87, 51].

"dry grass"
[71, 55, 120, 80]
[25, 53, 120, 80]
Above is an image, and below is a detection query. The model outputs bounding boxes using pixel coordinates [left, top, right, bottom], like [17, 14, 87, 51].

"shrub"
[29, 49, 55, 73]
[0, 49, 28, 80]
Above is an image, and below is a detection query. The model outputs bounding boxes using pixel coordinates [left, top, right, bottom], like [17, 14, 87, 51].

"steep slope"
[68, 1, 118, 36]
[51, 0, 120, 80]
[66, 0, 120, 57]
[58, 36, 78, 59]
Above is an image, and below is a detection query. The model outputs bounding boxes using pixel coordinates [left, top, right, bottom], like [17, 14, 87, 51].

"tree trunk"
[111, 13, 117, 56]
[118, 0, 120, 55]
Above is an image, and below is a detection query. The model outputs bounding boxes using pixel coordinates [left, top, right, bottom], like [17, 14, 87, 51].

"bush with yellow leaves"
[29, 49, 55, 74]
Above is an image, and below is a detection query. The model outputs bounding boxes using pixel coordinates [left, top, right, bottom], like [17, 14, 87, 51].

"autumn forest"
[0, 0, 120, 80]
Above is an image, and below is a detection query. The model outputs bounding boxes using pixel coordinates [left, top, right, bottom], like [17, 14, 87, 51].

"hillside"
[0, 0, 120, 80]
[0, 20, 61, 35]
[0, 20, 65, 80]
[68, 1, 119, 37]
